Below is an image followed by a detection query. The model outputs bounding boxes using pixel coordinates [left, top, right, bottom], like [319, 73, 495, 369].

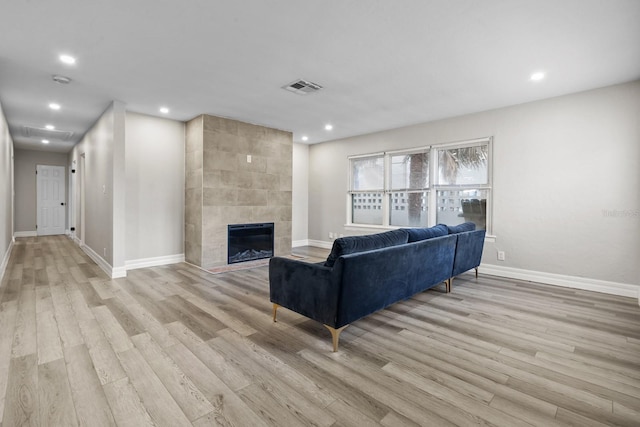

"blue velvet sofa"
[269, 223, 485, 351]
[443, 222, 487, 290]
[451, 229, 486, 282]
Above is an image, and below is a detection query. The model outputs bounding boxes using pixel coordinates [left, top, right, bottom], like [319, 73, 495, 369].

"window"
[348, 138, 492, 232]
[350, 154, 384, 225]
[435, 143, 490, 230]
[389, 150, 429, 227]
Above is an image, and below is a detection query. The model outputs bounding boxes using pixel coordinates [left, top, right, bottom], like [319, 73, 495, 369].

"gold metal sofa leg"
[272, 303, 280, 322]
[323, 324, 349, 352]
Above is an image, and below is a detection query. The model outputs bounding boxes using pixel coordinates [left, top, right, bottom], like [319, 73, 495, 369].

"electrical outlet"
[497, 251, 505, 261]
[328, 232, 334, 239]
[103, 247, 107, 257]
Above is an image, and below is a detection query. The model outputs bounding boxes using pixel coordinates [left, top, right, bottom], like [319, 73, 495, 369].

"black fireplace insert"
[227, 222, 274, 264]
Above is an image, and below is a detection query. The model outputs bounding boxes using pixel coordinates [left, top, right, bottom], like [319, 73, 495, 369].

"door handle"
[61, 202, 65, 206]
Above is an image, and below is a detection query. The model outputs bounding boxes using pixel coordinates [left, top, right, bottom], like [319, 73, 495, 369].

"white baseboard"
[292, 239, 310, 248]
[80, 243, 115, 278]
[304, 241, 638, 302]
[308, 239, 333, 250]
[480, 263, 639, 301]
[69, 233, 185, 278]
[125, 254, 185, 271]
[76, 242, 125, 279]
[112, 266, 127, 279]
[0, 240, 14, 283]
[14, 231, 37, 238]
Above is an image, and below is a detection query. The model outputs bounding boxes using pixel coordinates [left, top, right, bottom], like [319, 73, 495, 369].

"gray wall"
[112, 102, 126, 271]
[125, 112, 185, 261]
[13, 149, 68, 232]
[308, 81, 640, 285]
[68, 106, 185, 275]
[68, 102, 124, 268]
[0, 101, 13, 274]
[292, 143, 309, 243]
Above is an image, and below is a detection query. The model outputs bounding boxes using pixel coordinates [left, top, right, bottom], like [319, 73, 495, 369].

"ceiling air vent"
[282, 79, 323, 95]
[23, 126, 74, 141]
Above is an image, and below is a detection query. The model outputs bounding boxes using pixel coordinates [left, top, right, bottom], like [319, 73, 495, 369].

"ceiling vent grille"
[22, 126, 74, 141]
[282, 79, 323, 95]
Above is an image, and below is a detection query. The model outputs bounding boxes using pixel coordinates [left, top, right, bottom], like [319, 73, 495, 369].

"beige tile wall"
[185, 114, 292, 268]
[185, 116, 203, 266]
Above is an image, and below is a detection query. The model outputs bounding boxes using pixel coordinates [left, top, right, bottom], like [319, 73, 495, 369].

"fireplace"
[227, 222, 274, 264]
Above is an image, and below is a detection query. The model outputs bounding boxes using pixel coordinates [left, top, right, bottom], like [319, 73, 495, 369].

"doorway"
[80, 153, 86, 245]
[36, 164, 66, 236]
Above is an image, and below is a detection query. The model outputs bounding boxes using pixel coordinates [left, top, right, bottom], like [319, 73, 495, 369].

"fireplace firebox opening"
[227, 222, 274, 264]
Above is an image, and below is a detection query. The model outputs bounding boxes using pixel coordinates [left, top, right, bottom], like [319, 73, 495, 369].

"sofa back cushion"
[446, 222, 476, 234]
[324, 229, 409, 268]
[335, 234, 457, 327]
[403, 224, 448, 242]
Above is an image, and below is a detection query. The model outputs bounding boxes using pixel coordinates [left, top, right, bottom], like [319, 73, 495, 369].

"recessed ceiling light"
[324, 124, 333, 131]
[45, 124, 55, 130]
[59, 54, 76, 65]
[49, 103, 61, 110]
[530, 71, 545, 81]
[159, 107, 169, 114]
[42, 139, 50, 144]
[301, 136, 309, 142]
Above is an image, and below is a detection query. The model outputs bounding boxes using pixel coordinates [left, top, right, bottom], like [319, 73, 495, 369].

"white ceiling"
[1, 0, 639, 153]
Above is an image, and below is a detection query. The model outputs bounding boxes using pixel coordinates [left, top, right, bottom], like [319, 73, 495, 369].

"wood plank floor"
[0, 236, 639, 426]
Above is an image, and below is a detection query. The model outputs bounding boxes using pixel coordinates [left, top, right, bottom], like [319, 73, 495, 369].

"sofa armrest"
[452, 229, 486, 276]
[269, 257, 341, 327]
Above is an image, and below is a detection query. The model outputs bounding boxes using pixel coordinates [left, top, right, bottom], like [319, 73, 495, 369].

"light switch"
[246, 154, 252, 163]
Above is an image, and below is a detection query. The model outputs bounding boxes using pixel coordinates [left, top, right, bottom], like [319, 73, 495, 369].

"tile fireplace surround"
[185, 114, 292, 269]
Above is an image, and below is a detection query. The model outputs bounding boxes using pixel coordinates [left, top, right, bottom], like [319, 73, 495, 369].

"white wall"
[0, 101, 13, 280]
[68, 102, 126, 274]
[125, 112, 185, 262]
[13, 149, 68, 233]
[68, 106, 185, 276]
[308, 81, 640, 289]
[292, 143, 309, 244]
[112, 102, 126, 272]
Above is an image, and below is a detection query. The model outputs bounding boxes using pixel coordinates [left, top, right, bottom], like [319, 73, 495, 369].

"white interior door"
[37, 164, 66, 236]
[68, 166, 75, 238]
[80, 153, 85, 244]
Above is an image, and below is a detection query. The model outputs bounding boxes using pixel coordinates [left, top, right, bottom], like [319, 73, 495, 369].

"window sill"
[345, 223, 497, 243]
[344, 224, 398, 232]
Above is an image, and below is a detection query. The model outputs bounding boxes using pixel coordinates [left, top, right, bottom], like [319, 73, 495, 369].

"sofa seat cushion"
[324, 229, 409, 268]
[403, 224, 448, 242]
[446, 222, 476, 234]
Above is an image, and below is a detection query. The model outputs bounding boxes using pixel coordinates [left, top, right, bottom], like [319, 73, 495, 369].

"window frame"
[347, 137, 493, 234]
[387, 147, 430, 228]
[347, 152, 386, 226]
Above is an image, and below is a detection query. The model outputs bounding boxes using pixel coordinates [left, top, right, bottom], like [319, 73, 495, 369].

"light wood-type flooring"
[1, 236, 639, 426]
